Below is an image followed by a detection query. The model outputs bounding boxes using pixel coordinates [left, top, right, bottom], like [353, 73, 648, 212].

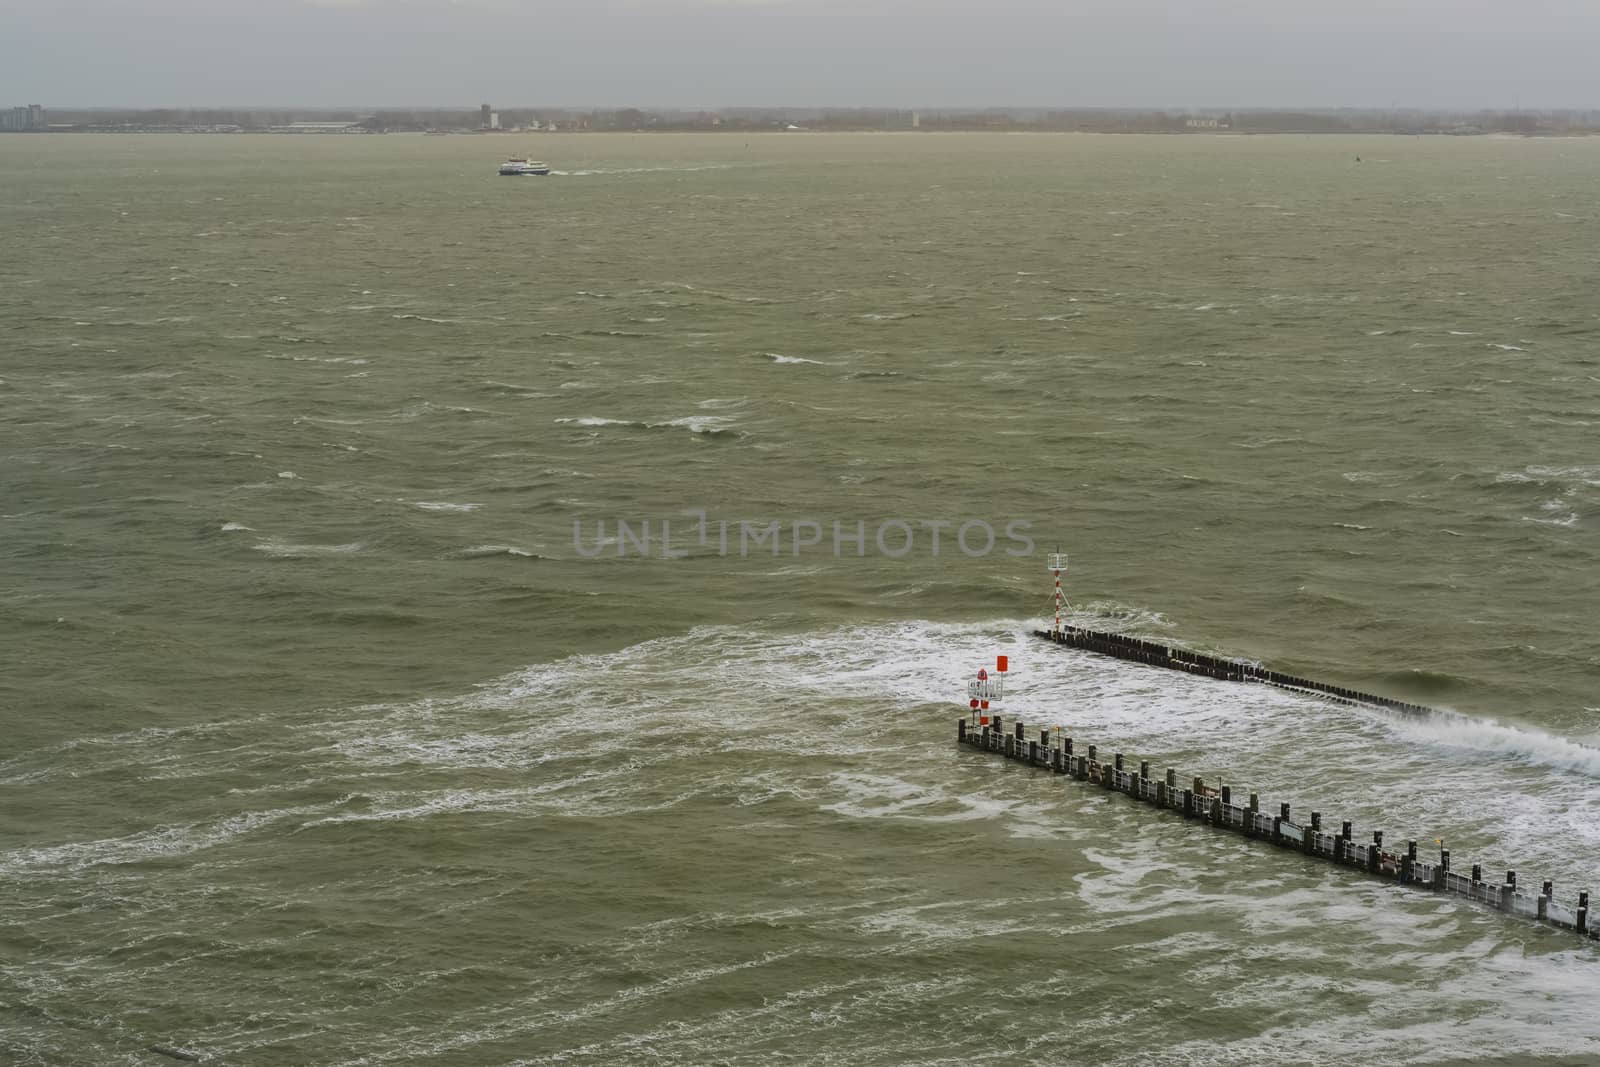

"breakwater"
[1037, 626, 1436, 714]
[958, 714, 1597, 941]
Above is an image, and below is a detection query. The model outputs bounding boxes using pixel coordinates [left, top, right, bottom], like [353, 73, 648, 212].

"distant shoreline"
[5, 128, 1595, 138]
[11, 104, 1594, 137]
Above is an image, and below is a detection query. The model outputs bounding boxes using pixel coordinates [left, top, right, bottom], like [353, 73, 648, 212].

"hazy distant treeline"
[36, 106, 1600, 135]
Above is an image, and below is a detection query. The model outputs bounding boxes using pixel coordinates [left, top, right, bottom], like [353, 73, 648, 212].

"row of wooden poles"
[958, 714, 1596, 939]
[1038, 627, 1437, 715]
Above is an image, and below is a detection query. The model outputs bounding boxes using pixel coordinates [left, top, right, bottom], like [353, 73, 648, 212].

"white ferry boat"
[498, 158, 551, 176]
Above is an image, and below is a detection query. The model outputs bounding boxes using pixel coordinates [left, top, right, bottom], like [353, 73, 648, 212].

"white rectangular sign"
[967, 678, 1004, 701]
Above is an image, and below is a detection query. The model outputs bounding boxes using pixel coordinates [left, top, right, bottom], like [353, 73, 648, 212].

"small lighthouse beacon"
[1047, 549, 1068, 637]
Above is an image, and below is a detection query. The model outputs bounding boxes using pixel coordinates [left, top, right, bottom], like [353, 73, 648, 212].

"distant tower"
[489, 111, 500, 130]
[480, 103, 492, 129]
[911, 111, 920, 129]
[27, 104, 42, 129]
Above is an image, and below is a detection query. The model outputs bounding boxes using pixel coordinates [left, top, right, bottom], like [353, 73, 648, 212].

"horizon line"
[25, 102, 1600, 114]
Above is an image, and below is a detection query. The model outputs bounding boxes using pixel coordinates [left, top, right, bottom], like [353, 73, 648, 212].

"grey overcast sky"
[3, 0, 1597, 110]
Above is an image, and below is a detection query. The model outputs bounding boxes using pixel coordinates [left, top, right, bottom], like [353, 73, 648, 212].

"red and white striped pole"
[1047, 550, 1068, 637]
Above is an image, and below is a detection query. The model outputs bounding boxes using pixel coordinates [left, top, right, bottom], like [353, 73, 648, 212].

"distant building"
[1, 104, 43, 131]
[480, 103, 492, 128]
[1185, 117, 1226, 129]
[489, 111, 500, 129]
[268, 121, 368, 134]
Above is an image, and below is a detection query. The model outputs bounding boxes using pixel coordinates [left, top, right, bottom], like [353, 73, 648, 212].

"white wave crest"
[456, 544, 538, 558]
[554, 416, 636, 427]
[1388, 712, 1600, 777]
[252, 539, 365, 558]
[654, 415, 736, 434]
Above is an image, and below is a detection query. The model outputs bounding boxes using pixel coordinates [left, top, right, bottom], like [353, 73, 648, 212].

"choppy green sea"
[3, 131, 1598, 1065]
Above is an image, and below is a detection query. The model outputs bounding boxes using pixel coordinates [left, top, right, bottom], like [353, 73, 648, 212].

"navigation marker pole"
[967, 657, 1006, 726]
[1047, 549, 1068, 638]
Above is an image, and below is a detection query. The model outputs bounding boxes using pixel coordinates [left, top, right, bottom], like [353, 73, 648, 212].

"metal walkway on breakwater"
[1036, 626, 1441, 714]
[958, 714, 1596, 941]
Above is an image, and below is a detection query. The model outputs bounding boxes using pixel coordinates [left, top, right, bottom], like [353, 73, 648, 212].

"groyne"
[1037, 626, 1438, 714]
[959, 714, 1596, 941]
